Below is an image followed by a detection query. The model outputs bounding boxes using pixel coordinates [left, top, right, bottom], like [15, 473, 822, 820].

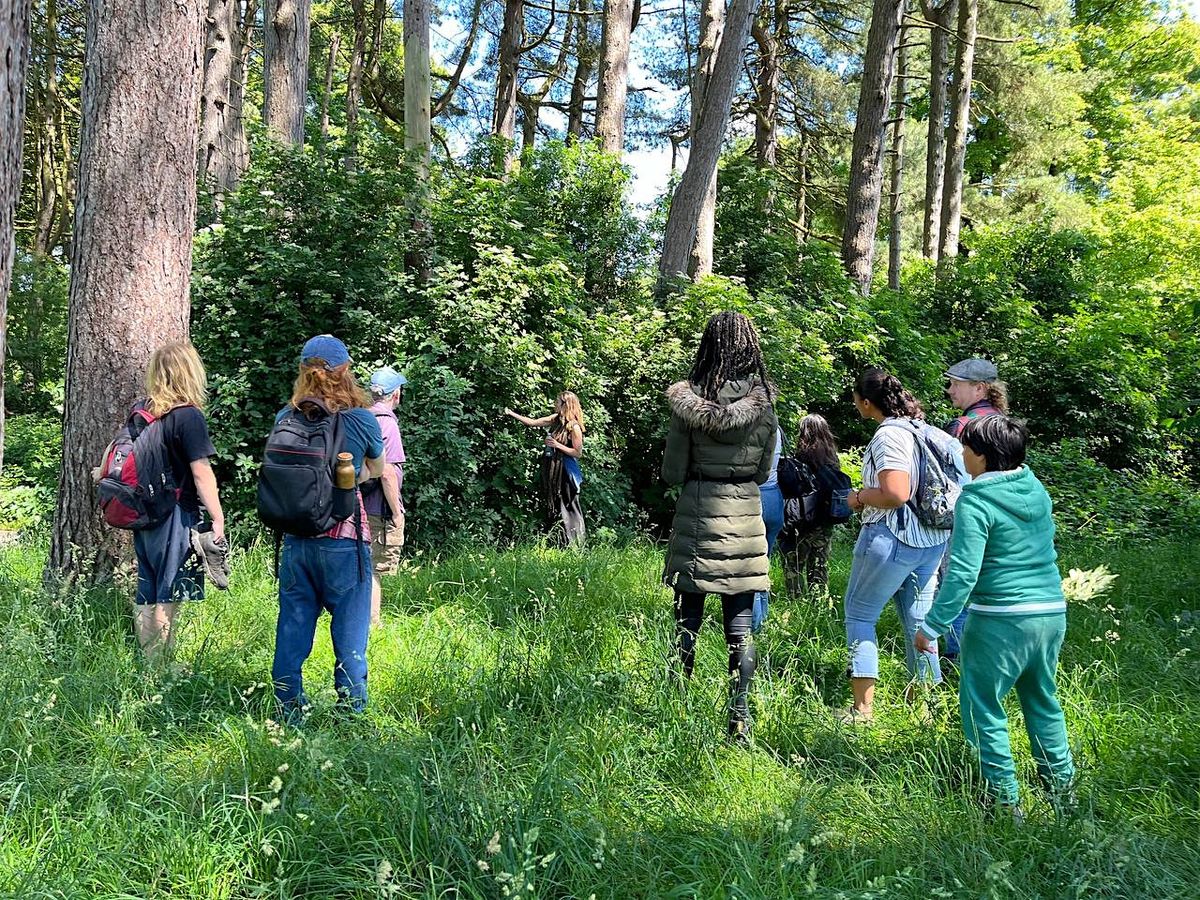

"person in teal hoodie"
[915, 415, 1075, 813]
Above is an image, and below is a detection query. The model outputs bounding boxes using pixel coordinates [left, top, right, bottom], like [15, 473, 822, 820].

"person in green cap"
[915, 415, 1075, 816]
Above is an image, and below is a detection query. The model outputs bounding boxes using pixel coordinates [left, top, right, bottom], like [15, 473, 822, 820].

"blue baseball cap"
[370, 366, 408, 395]
[300, 334, 351, 368]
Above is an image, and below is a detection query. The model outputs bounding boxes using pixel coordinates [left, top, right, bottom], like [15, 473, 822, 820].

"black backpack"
[97, 401, 182, 531]
[779, 457, 852, 531]
[256, 399, 348, 537]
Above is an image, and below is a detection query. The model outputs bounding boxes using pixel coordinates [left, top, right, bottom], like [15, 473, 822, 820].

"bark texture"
[198, 0, 242, 194]
[404, 0, 431, 165]
[1, 0, 33, 474]
[49, 0, 202, 578]
[840, 0, 904, 294]
[887, 17, 908, 290]
[660, 0, 755, 282]
[937, 0, 976, 263]
[493, 0, 523, 145]
[921, 0, 952, 259]
[686, 0, 725, 278]
[594, 0, 633, 152]
[566, 0, 594, 141]
[751, 0, 779, 168]
[263, 0, 310, 144]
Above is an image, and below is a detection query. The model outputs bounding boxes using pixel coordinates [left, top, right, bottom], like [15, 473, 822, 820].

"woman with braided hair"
[661, 311, 779, 742]
[839, 368, 948, 723]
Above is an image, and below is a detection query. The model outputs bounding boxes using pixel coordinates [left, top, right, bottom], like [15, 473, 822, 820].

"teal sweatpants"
[959, 613, 1075, 806]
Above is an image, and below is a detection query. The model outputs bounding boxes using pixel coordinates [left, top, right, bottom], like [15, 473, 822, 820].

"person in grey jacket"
[662, 311, 779, 742]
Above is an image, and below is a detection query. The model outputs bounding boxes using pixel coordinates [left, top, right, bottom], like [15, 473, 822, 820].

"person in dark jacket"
[662, 311, 779, 742]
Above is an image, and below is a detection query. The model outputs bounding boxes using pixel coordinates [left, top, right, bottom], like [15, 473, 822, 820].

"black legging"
[674, 590, 758, 728]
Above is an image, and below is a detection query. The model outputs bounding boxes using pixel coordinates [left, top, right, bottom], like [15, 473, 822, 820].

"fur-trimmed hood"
[666, 379, 772, 434]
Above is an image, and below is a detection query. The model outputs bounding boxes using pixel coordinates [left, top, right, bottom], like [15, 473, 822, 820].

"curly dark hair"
[688, 311, 773, 401]
[854, 368, 923, 419]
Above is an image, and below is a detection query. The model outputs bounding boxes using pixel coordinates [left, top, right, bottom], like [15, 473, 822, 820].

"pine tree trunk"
[344, 0, 367, 167]
[404, 0, 431, 166]
[685, 0, 725, 278]
[199, 0, 245, 199]
[921, 0, 952, 260]
[319, 31, 338, 139]
[594, 0, 633, 153]
[566, 0, 593, 142]
[937, 0, 975, 263]
[1, 0, 32, 475]
[263, 0, 310, 144]
[887, 17, 908, 290]
[751, 0, 779, 169]
[32, 0, 57, 256]
[49, 0, 202, 579]
[225, 0, 255, 185]
[660, 0, 755, 282]
[840, 0, 904, 295]
[794, 132, 808, 244]
[493, 0, 523, 145]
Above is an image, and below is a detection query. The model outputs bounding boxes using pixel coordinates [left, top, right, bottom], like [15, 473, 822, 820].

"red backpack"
[97, 402, 183, 530]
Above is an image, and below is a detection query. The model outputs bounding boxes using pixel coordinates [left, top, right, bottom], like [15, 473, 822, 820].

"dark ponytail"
[854, 368, 924, 419]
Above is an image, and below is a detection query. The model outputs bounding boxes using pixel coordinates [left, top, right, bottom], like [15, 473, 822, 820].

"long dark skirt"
[540, 453, 585, 547]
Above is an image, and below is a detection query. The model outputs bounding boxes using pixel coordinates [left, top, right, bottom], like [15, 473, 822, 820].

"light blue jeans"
[844, 522, 945, 683]
[751, 481, 785, 633]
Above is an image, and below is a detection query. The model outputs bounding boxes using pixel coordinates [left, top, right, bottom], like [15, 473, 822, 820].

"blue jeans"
[134, 505, 202, 604]
[272, 536, 372, 713]
[752, 482, 785, 632]
[843, 522, 945, 684]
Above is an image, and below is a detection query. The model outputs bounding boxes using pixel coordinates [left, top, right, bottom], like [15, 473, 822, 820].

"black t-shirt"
[156, 405, 217, 515]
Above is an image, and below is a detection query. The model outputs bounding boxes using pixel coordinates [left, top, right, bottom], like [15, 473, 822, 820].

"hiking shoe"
[189, 529, 230, 590]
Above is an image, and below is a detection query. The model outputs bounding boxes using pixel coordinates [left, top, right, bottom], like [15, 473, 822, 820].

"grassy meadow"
[0, 533, 1197, 898]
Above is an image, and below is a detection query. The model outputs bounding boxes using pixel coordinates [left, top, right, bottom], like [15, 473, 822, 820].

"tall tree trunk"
[660, 0, 755, 282]
[566, 0, 593, 142]
[49, 0, 202, 579]
[1, 0, 33, 475]
[937, 0, 975, 263]
[198, 0, 240, 197]
[686, 0, 725, 278]
[404, 0, 431, 167]
[344, 0, 367, 168]
[840, 0, 904, 295]
[751, 0, 779, 169]
[493, 0, 523, 146]
[887, 16, 908, 290]
[921, 0, 952, 260]
[319, 30, 338, 139]
[32, 0, 57, 255]
[594, 0, 633, 153]
[263, 0, 310, 144]
[794, 131, 808, 244]
[225, 0, 255, 187]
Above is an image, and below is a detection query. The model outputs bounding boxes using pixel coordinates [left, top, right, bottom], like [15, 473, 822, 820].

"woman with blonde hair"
[505, 391, 586, 545]
[118, 342, 226, 662]
[269, 336, 387, 721]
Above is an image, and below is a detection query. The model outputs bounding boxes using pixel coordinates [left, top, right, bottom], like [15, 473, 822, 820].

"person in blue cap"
[363, 366, 407, 626]
[270, 335, 386, 720]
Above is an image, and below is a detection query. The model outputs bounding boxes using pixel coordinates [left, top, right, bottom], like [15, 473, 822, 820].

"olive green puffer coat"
[661, 378, 779, 595]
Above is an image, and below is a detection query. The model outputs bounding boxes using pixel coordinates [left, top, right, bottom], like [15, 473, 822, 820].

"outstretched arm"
[504, 407, 556, 428]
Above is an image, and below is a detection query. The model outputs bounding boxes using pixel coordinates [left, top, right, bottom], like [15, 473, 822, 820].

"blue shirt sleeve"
[339, 408, 385, 475]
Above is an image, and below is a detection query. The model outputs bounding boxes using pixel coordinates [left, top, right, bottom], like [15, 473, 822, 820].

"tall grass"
[0, 533, 1197, 898]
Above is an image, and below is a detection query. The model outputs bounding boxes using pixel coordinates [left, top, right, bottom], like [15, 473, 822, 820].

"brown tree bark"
[887, 17, 908, 290]
[840, 0, 904, 295]
[226, 0, 255, 185]
[921, 0, 952, 260]
[493, 0, 523, 146]
[660, 0, 755, 282]
[1, 0, 32, 475]
[566, 0, 594, 141]
[404, 0, 432, 166]
[344, 0, 367, 165]
[32, 0, 57, 255]
[319, 30, 339, 139]
[594, 0, 633, 153]
[263, 0, 310, 144]
[937, 0, 976, 263]
[199, 0, 245, 198]
[794, 132, 809, 244]
[49, 0, 202, 579]
[686, 0, 725, 278]
[751, 0, 779, 169]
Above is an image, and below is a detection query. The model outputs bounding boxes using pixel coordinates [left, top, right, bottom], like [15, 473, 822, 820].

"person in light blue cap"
[363, 366, 408, 626]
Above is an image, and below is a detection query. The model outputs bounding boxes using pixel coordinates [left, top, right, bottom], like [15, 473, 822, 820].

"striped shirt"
[861, 418, 949, 549]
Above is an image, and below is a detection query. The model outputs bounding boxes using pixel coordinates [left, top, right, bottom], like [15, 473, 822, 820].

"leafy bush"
[3, 253, 68, 417]
[0, 414, 61, 530]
